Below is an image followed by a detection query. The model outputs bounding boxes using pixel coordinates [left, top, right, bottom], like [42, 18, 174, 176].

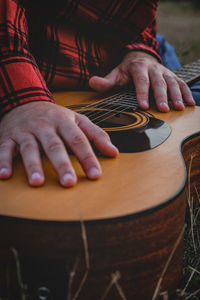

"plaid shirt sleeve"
[126, 19, 161, 62]
[0, 0, 54, 118]
[123, 1, 160, 61]
[0, 0, 161, 117]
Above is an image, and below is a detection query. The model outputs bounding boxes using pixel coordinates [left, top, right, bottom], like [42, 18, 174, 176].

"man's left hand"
[89, 51, 195, 112]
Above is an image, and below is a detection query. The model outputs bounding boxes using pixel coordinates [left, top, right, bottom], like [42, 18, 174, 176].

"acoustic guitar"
[0, 60, 200, 300]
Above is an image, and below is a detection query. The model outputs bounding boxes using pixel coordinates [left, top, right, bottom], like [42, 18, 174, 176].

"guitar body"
[0, 91, 200, 299]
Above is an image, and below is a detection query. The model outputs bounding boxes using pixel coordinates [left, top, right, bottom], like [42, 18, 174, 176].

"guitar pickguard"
[68, 105, 171, 153]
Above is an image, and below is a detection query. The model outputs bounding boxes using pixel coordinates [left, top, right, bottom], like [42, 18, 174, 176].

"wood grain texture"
[0, 91, 199, 299]
[182, 134, 200, 207]
[0, 189, 186, 299]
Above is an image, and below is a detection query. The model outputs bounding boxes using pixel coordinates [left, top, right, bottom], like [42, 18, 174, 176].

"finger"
[149, 69, 170, 112]
[18, 134, 45, 186]
[89, 67, 121, 93]
[59, 121, 102, 180]
[130, 64, 150, 109]
[76, 114, 119, 157]
[177, 78, 196, 106]
[0, 139, 15, 179]
[37, 130, 77, 187]
[163, 74, 185, 110]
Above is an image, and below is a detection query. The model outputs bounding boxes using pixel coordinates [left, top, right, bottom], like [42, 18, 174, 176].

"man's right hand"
[0, 101, 118, 187]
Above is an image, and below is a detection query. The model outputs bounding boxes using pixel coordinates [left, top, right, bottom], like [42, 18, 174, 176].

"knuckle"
[137, 75, 149, 86]
[47, 140, 63, 153]
[78, 114, 90, 125]
[20, 140, 35, 153]
[137, 92, 148, 99]
[164, 73, 176, 82]
[82, 152, 95, 164]
[26, 162, 40, 172]
[71, 134, 85, 147]
[0, 141, 9, 152]
[129, 61, 145, 73]
[151, 63, 160, 71]
[80, 114, 89, 122]
[56, 161, 71, 173]
[178, 79, 187, 88]
[32, 119, 50, 133]
[130, 59, 146, 69]
[153, 79, 167, 89]
[96, 128, 109, 140]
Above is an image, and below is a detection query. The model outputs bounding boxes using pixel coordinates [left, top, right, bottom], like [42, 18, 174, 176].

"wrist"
[124, 51, 159, 63]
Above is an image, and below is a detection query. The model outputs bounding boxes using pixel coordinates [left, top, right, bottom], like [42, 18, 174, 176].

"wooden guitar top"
[0, 91, 199, 221]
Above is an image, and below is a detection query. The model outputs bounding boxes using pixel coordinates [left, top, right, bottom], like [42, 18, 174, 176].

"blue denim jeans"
[157, 34, 200, 106]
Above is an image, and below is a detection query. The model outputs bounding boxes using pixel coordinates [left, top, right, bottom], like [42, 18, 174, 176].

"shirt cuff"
[0, 54, 55, 118]
[125, 43, 162, 63]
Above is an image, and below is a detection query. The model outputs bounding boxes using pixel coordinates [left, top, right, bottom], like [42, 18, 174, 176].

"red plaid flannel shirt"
[0, 0, 160, 117]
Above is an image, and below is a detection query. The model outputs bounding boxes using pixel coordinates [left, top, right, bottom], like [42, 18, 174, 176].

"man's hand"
[0, 102, 118, 187]
[89, 51, 195, 112]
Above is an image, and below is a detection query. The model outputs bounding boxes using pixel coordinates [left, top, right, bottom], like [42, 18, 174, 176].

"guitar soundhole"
[107, 114, 171, 153]
[71, 107, 171, 153]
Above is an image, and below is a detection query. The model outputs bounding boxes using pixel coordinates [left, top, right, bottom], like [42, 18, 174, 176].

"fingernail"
[160, 102, 169, 111]
[31, 172, 42, 181]
[141, 100, 149, 108]
[176, 100, 184, 108]
[0, 168, 11, 179]
[189, 99, 196, 105]
[107, 142, 118, 151]
[0, 168, 8, 175]
[62, 173, 76, 186]
[88, 167, 101, 179]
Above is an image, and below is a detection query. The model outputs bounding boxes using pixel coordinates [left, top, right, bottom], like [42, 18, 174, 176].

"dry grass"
[157, 6, 200, 297]
[0, 187, 199, 299]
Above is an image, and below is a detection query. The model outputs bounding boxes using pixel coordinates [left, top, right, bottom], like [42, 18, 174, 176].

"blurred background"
[157, 0, 200, 65]
[158, 2, 200, 299]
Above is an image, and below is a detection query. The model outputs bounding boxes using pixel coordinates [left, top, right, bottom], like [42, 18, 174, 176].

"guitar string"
[74, 92, 138, 121]
[77, 71, 197, 124]
[94, 109, 147, 127]
[175, 62, 200, 73]
[86, 91, 136, 110]
[81, 62, 200, 121]
[85, 95, 154, 126]
[92, 105, 136, 126]
[82, 98, 138, 122]
[85, 75, 193, 124]
[78, 91, 137, 111]
[92, 101, 156, 127]
[92, 105, 135, 125]
[88, 61, 200, 108]
[88, 104, 152, 127]
[175, 71, 200, 81]
[90, 64, 200, 121]
[77, 98, 137, 125]
[83, 93, 138, 121]
[68, 91, 127, 110]
[80, 91, 137, 116]
[67, 61, 200, 125]
[82, 104, 137, 124]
